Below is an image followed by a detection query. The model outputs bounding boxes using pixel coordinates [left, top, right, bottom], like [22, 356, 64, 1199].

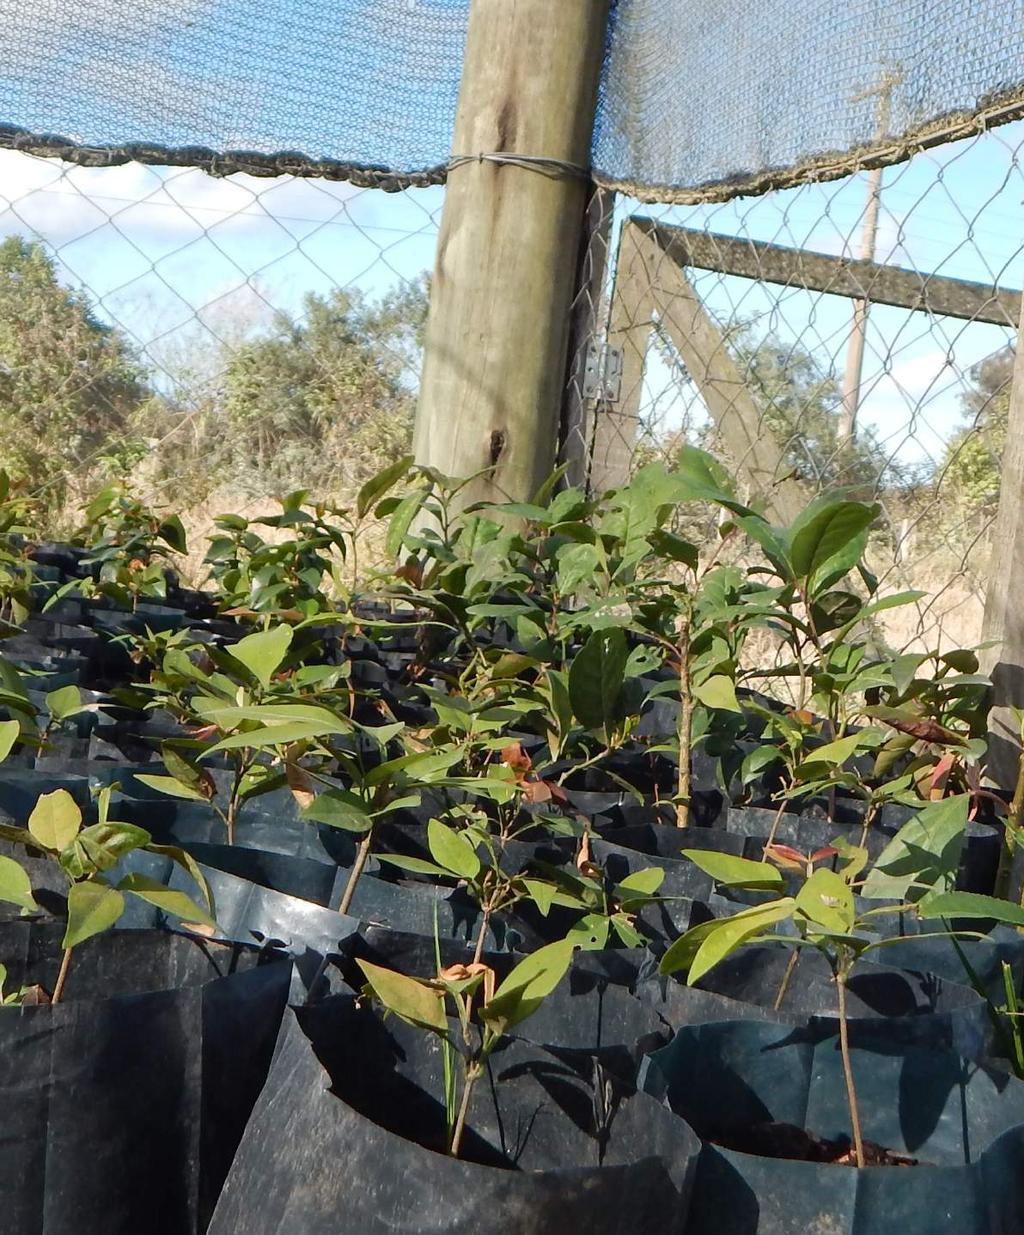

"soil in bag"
[641, 1018, 1024, 1235]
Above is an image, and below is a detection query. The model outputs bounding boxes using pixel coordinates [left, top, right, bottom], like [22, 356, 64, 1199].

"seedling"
[46, 485, 187, 611]
[0, 785, 216, 1001]
[662, 793, 1024, 1167]
[358, 936, 575, 1157]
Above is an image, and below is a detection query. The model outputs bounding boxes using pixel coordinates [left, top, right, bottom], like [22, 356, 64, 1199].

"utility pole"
[838, 68, 901, 442]
[413, 0, 612, 505]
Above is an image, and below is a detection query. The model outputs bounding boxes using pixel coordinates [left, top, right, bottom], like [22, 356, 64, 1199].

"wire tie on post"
[447, 152, 592, 181]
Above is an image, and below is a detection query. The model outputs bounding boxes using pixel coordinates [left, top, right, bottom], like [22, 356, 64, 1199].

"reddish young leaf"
[809, 846, 840, 864]
[764, 843, 806, 872]
[544, 779, 568, 805]
[883, 716, 965, 747]
[928, 751, 957, 800]
[521, 779, 552, 804]
[502, 742, 532, 772]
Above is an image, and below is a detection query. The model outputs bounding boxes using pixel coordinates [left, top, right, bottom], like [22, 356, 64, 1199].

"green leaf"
[144, 844, 215, 915]
[376, 854, 451, 877]
[46, 684, 84, 723]
[693, 675, 741, 713]
[427, 818, 481, 880]
[365, 748, 461, 788]
[659, 917, 724, 977]
[196, 702, 353, 730]
[480, 937, 575, 1033]
[861, 794, 968, 902]
[522, 879, 557, 915]
[741, 745, 783, 783]
[568, 627, 628, 732]
[207, 720, 347, 754]
[61, 822, 151, 878]
[789, 501, 878, 582]
[794, 867, 854, 934]
[0, 719, 19, 763]
[158, 514, 188, 554]
[917, 892, 1024, 926]
[357, 455, 414, 519]
[357, 959, 447, 1032]
[556, 543, 601, 595]
[803, 733, 863, 768]
[672, 446, 747, 514]
[0, 854, 37, 912]
[648, 529, 700, 570]
[687, 899, 796, 985]
[301, 791, 373, 833]
[63, 880, 126, 947]
[616, 867, 665, 896]
[118, 873, 217, 929]
[568, 913, 611, 950]
[681, 849, 785, 891]
[133, 773, 211, 803]
[226, 625, 293, 689]
[161, 744, 212, 793]
[28, 789, 82, 851]
[385, 489, 426, 558]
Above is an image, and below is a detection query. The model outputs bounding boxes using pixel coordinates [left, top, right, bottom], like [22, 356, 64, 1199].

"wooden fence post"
[413, 0, 612, 505]
[982, 300, 1024, 802]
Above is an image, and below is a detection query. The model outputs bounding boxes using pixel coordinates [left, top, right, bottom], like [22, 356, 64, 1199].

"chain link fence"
[567, 120, 1024, 657]
[4, 113, 1024, 657]
[0, 145, 441, 576]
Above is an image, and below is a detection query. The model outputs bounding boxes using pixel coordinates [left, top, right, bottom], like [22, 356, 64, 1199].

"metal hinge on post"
[582, 342, 623, 402]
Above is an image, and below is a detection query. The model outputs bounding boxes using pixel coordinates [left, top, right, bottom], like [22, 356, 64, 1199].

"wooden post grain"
[413, 0, 611, 505]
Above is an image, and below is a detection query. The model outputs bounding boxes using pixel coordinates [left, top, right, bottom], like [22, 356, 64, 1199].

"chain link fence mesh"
[566, 121, 1024, 662]
[0, 146, 441, 576]
[3, 64, 1024, 661]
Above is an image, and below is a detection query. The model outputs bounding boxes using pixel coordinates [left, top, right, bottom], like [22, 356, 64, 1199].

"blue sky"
[0, 117, 1021, 472]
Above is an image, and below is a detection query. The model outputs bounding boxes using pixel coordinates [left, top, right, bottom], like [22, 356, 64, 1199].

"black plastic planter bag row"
[209, 998, 701, 1235]
[640, 941, 993, 1061]
[641, 1019, 1024, 1234]
[0, 922, 291, 1235]
[114, 851, 519, 990]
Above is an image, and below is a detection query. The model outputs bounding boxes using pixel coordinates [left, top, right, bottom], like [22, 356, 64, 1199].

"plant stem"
[225, 758, 247, 846]
[857, 802, 878, 851]
[835, 966, 865, 1168]
[473, 906, 492, 966]
[338, 830, 374, 916]
[450, 1062, 481, 1158]
[773, 949, 800, 1011]
[677, 613, 692, 827]
[995, 744, 1024, 903]
[51, 947, 73, 1004]
[1002, 961, 1024, 1078]
[762, 797, 789, 856]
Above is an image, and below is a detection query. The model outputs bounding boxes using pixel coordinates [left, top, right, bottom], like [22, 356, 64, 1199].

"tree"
[0, 237, 150, 498]
[216, 280, 428, 495]
[941, 345, 1012, 517]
